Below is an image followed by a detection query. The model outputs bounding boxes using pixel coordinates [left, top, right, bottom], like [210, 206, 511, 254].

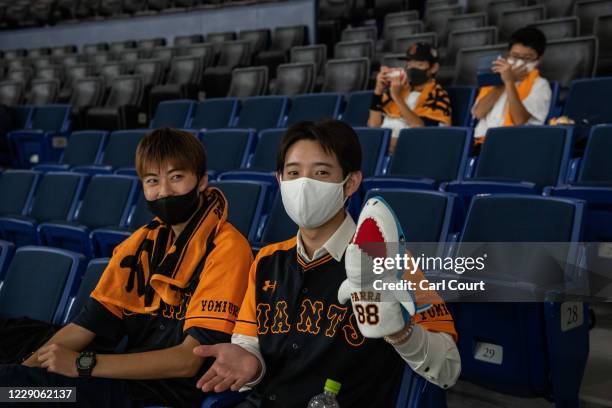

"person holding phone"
[471, 27, 552, 146]
[368, 42, 452, 153]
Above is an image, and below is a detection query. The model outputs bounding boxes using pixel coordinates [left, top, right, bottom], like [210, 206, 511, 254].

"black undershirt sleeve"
[420, 116, 442, 126]
[71, 298, 124, 345]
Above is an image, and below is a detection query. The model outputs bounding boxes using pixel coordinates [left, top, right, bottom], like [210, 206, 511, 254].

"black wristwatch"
[76, 351, 97, 378]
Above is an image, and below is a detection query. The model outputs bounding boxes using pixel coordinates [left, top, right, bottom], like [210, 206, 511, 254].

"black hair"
[509, 27, 547, 57]
[276, 119, 362, 178]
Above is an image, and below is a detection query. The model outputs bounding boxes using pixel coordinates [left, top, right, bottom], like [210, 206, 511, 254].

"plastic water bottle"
[306, 379, 341, 407]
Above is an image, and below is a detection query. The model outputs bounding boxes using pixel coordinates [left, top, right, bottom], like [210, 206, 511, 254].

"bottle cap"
[324, 379, 341, 395]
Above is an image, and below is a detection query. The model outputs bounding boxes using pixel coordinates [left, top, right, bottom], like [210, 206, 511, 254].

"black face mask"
[407, 67, 430, 86]
[146, 184, 200, 225]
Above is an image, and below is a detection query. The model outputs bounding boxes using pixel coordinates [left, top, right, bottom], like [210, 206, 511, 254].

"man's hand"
[389, 72, 408, 101]
[37, 344, 79, 378]
[492, 59, 528, 84]
[193, 343, 261, 393]
[374, 66, 391, 94]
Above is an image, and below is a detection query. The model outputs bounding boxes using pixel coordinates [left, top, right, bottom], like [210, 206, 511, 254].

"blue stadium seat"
[363, 189, 456, 256]
[201, 364, 445, 408]
[0, 170, 41, 219]
[149, 99, 195, 128]
[234, 96, 288, 131]
[445, 126, 573, 215]
[0, 239, 15, 285]
[546, 124, 612, 241]
[355, 127, 390, 178]
[253, 193, 296, 248]
[285, 93, 342, 126]
[363, 127, 472, 191]
[72, 129, 149, 176]
[63, 257, 109, 324]
[218, 128, 285, 187]
[199, 129, 255, 177]
[448, 194, 588, 407]
[0, 172, 86, 247]
[0, 246, 85, 324]
[34, 130, 108, 172]
[446, 86, 476, 127]
[189, 98, 239, 130]
[209, 180, 268, 242]
[562, 77, 612, 140]
[38, 175, 138, 257]
[91, 190, 153, 257]
[8, 104, 71, 167]
[342, 90, 373, 127]
[8, 106, 33, 131]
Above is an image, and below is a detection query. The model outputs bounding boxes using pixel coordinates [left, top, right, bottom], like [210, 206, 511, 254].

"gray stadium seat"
[334, 40, 374, 60]
[447, 12, 488, 34]
[87, 75, 143, 130]
[498, 5, 546, 41]
[453, 43, 507, 86]
[595, 14, 612, 75]
[173, 34, 204, 46]
[0, 81, 24, 105]
[342, 26, 377, 43]
[539, 36, 598, 91]
[227, 66, 269, 98]
[290, 44, 327, 76]
[322, 58, 370, 93]
[425, 5, 462, 45]
[575, 0, 612, 35]
[273, 62, 316, 95]
[393, 32, 438, 53]
[384, 21, 424, 52]
[239, 28, 271, 54]
[487, 0, 526, 25]
[536, 0, 575, 18]
[528, 17, 580, 40]
[28, 79, 59, 105]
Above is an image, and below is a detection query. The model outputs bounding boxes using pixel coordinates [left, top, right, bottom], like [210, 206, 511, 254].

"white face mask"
[280, 176, 349, 229]
[507, 57, 538, 73]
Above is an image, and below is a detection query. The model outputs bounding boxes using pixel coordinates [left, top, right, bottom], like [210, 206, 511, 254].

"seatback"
[190, 98, 238, 130]
[384, 10, 419, 29]
[99, 62, 128, 88]
[577, 125, 612, 184]
[238, 29, 271, 54]
[65, 258, 108, 322]
[498, 5, 546, 41]
[249, 128, 285, 171]
[385, 22, 424, 51]
[286, 93, 341, 125]
[0, 81, 25, 105]
[137, 37, 166, 50]
[271, 25, 307, 51]
[447, 86, 477, 127]
[29, 172, 85, 223]
[453, 43, 507, 85]
[7, 67, 33, 87]
[563, 77, 612, 125]
[64, 63, 95, 88]
[28, 79, 59, 105]
[132, 59, 164, 87]
[109, 40, 137, 54]
[290, 44, 327, 75]
[447, 12, 488, 34]
[539, 37, 598, 90]
[75, 175, 136, 229]
[389, 128, 471, 183]
[36, 65, 64, 84]
[355, 127, 389, 177]
[104, 75, 143, 108]
[575, 0, 612, 35]
[334, 40, 374, 60]
[538, 0, 574, 18]
[200, 129, 254, 173]
[595, 14, 612, 74]
[342, 26, 377, 43]
[446, 27, 498, 67]
[101, 129, 149, 168]
[227, 66, 269, 98]
[62, 130, 107, 166]
[236, 96, 287, 131]
[528, 17, 579, 40]
[0, 240, 15, 281]
[260, 194, 296, 244]
[118, 49, 140, 69]
[0, 170, 39, 217]
[30, 105, 70, 132]
[175, 43, 215, 67]
[210, 180, 266, 241]
[0, 246, 83, 323]
[425, 5, 462, 45]
[322, 58, 370, 93]
[70, 77, 105, 108]
[148, 47, 176, 71]
[275, 62, 316, 95]
[83, 42, 108, 55]
[475, 126, 571, 188]
[174, 34, 204, 46]
[167, 56, 202, 85]
[207, 31, 236, 44]
[150, 99, 194, 128]
[128, 193, 154, 229]
[343, 91, 373, 127]
[487, 0, 526, 25]
[393, 32, 438, 53]
[217, 40, 252, 69]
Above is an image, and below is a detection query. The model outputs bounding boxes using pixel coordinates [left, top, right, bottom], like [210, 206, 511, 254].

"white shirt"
[474, 76, 552, 139]
[382, 91, 422, 139]
[232, 213, 461, 389]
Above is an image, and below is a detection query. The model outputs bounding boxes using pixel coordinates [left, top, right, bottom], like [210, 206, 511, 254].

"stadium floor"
[447, 304, 612, 408]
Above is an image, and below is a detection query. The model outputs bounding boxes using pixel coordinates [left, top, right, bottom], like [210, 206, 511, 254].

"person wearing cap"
[368, 42, 452, 153]
[471, 27, 551, 147]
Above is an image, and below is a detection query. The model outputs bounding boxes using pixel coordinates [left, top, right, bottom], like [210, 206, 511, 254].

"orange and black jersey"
[235, 238, 457, 408]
